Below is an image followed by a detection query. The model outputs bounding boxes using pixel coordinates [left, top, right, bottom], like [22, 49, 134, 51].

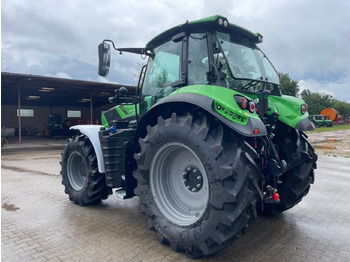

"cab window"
[143, 40, 182, 98]
[188, 33, 209, 85]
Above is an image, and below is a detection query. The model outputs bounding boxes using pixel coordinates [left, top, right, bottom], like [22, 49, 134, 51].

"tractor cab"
[140, 18, 281, 112]
[99, 16, 280, 117]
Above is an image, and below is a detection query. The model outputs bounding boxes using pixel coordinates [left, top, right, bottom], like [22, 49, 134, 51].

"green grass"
[306, 124, 350, 133]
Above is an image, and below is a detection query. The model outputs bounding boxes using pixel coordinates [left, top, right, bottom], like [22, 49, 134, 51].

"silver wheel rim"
[67, 151, 87, 191]
[150, 142, 209, 226]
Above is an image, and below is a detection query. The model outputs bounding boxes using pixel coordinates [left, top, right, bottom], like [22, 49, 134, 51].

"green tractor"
[309, 115, 333, 127]
[60, 15, 317, 257]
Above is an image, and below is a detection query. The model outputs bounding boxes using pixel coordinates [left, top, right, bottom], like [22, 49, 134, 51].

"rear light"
[234, 95, 256, 112]
[301, 103, 308, 114]
[241, 98, 248, 109]
[248, 101, 256, 113]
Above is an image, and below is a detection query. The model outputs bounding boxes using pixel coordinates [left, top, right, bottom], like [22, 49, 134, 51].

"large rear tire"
[134, 113, 259, 257]
[271, 123, 317, 213]
[60, 135, 110, 206]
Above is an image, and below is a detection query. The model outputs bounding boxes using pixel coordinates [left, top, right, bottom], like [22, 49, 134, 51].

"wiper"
[239, 77, 269, 91]
[240, 80, 258, 90]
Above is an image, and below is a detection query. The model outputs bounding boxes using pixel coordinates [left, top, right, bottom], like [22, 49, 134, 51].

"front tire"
[60, 135, 110, 205]
[272, 123, 317, 213]
[134, 113, 259, 257]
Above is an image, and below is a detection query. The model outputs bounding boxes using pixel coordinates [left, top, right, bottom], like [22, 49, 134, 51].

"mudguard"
[70, 125, 105, 173]
[138, 92, 267, 138]
[295, 117, 315, 131]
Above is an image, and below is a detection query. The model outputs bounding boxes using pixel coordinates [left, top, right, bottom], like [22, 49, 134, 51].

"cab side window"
[143, 40, 182, 95]
[188, 33, 209, 85]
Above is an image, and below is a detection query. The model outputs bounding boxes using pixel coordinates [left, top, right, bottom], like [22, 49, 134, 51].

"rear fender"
[70, 125, 105, 173]
[137, 91, 266, 139]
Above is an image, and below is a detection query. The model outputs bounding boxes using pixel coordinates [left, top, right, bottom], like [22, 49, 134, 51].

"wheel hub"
[182, 166, 203, 192]
[150, 142, 209, 226]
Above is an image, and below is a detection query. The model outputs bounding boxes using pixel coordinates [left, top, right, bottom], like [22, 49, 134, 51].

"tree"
[301, 89, 336, 115]
[279, 73, 299, 96]
[300, 89, 350, 116]
[301, 90, 323, 114]
[333, 100, 350, 117]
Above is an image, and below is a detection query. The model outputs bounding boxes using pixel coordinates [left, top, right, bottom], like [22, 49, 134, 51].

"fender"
[295, 117, 315, 131]
[137, 92, 267, 138]
[70, 125, 105, 173]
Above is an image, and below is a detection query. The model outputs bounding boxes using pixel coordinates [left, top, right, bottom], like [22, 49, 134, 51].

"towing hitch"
[264, 185, 280, 204]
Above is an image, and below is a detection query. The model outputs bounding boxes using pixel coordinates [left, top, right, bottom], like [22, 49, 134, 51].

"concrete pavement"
[2, 144, 350, 261]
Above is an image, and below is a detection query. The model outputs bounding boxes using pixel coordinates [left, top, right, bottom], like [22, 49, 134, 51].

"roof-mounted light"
[27, 96, 40, 100]
[218, 18, 223, 26]
[257, 34, 263, 43]
[217, 17, 229, 27]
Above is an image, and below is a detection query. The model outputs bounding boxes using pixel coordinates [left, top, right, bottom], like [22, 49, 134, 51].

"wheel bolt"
[197, 176, 201, 180]
[187, 186, 191, 190]
[182, 171, 187, 176]
[183, 179, 186, 183]
[196, 184, 201, 188]
[192, 188, 196, 192]
[187, 167, 192, 172]
[193, 169, 198, 173]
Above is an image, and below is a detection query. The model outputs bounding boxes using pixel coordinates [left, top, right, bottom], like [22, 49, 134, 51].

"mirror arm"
[102, 39, 150, 56]
[103, 39, 119, 51]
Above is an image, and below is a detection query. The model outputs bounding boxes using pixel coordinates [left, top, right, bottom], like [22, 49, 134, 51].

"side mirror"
[98, 43, 111, 76]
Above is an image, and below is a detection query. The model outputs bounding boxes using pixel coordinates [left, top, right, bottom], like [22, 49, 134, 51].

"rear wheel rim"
[150, 142, 209, 226]
[67, 151, 87, 191]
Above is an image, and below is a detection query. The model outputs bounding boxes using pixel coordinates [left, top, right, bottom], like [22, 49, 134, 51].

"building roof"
[1, 72, 136, 107]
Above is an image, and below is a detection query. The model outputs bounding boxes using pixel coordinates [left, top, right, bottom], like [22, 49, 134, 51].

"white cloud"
[299, 76, 350, 103]
[55, 72, 73, 79]
[2, 0, 350, 102]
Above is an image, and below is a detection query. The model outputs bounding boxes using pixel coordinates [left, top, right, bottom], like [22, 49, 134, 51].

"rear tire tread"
[134, 112, 259, 257]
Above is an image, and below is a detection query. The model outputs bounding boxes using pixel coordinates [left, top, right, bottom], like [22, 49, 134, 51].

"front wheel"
[134, 113, 259, 257]
[60, 135, 110, 205]
[270, 123, 317, 213]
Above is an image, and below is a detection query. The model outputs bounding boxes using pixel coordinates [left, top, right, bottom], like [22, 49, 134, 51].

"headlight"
[301, 103, 308, 114]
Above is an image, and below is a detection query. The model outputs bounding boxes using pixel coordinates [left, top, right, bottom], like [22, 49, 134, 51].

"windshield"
[216, 32, 279, 88]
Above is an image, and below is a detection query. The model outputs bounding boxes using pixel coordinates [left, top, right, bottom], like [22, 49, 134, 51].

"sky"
[2, 0, 350, 102]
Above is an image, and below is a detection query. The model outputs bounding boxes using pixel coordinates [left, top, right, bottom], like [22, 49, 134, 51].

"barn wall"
[1, 104, 108, 136]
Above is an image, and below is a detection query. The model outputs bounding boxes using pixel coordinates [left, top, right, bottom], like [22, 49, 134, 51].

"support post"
[90, 90, 93, 125]
[17, 82, 22, 144]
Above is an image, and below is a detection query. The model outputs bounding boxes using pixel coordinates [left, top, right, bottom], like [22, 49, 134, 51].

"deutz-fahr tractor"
[60, 15, 317, 257]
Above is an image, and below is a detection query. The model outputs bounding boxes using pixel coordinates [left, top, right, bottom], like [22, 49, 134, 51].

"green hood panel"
[102, 104, 138, 128]
[267, 95, 309, 128]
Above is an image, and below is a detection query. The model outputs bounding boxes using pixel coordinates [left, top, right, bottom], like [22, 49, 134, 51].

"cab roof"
[146, 15, 263, 49]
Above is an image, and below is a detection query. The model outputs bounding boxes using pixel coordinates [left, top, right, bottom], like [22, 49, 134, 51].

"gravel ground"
[307, 128, 350, 158]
